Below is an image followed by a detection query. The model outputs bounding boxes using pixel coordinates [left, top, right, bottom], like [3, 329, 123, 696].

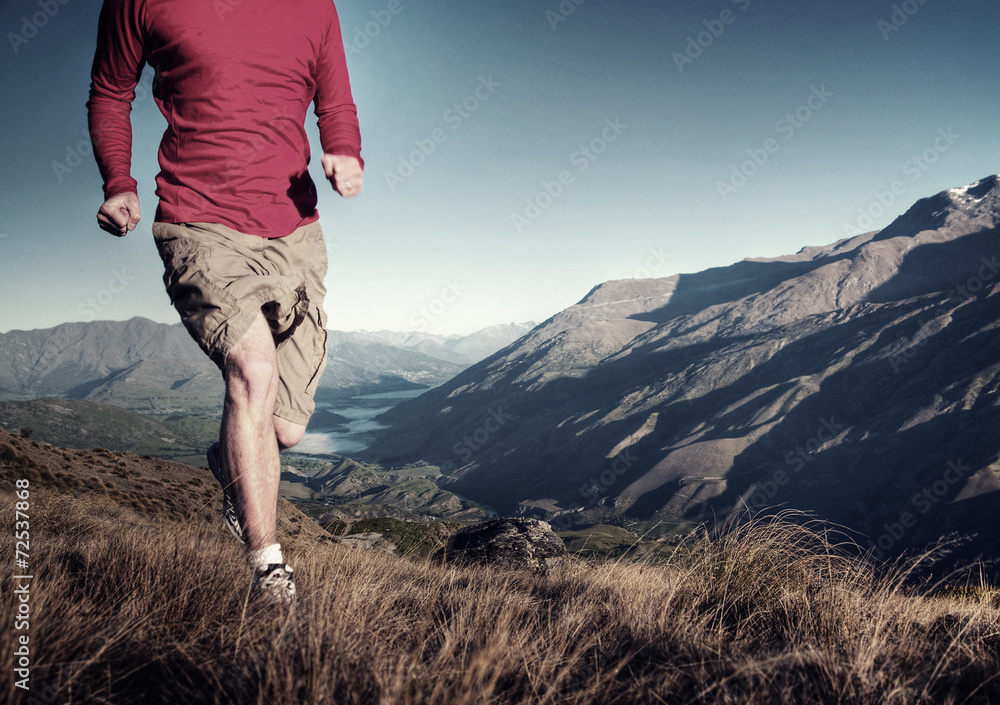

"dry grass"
[2, 429, 999, 704]
[3, 488, 1000, 705]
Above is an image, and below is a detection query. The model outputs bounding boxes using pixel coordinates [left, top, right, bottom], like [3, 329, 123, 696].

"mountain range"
[359, 323, 536, 365]
[0, 318, 534, 414]
[371, 175, 1000, 566]
[6, 176, 1000, 568]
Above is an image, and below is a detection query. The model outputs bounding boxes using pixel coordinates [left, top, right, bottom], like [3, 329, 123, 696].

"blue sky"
[1, 0, 998, 335]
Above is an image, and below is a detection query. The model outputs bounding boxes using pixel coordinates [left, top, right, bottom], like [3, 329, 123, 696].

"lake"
[296, 388, 427, 455]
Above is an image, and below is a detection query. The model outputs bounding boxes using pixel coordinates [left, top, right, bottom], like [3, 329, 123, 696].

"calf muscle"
[221, 312, 281, 550]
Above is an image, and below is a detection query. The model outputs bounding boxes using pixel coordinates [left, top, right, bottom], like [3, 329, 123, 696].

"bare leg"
[220, 312, 282, 551]
[219, 312, 310, 551]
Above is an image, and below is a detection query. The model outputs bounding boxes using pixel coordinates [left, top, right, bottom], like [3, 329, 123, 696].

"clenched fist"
[321, 154, 363, 198]
[97, 191, 141, 237]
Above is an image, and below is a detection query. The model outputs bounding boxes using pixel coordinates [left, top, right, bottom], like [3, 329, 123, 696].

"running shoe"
[207, 442, 246, 544]
[253, 563, 297, 604]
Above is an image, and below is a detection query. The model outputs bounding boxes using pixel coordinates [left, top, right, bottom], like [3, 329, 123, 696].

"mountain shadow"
[370, 175, 1000, 573]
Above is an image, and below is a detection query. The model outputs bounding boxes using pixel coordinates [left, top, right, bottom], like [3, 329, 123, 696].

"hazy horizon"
[2, 0, 999, 335]
[0, 313, 539, 338]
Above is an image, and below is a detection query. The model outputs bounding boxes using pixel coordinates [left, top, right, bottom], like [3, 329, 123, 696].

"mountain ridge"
[0, 318, 534, 412]
[357, 322, 537, 365]
[371, 175, 1000, 568]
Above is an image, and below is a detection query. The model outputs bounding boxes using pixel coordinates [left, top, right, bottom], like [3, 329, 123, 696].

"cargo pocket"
[155, 237, 240, 366]
[265, 285, 308, 345]
[304, 305, 329, 398]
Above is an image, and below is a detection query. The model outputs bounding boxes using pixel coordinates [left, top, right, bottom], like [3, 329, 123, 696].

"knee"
[224, 353, 278, 407]
[274, 418, 306, 450]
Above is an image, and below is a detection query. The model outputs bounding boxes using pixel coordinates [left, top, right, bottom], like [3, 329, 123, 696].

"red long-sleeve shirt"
[87, 0, 362, 238]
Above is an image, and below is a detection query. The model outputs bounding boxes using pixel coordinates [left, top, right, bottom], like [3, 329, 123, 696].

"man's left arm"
[87, 0, 146, 234]
[314, 1, 364, 197]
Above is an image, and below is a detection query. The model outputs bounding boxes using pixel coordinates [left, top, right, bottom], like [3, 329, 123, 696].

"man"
[87, 0, 363, 603]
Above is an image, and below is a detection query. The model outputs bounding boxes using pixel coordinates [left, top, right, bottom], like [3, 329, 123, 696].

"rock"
[433, 518, 567, 572]
[339, 532, 397, 553]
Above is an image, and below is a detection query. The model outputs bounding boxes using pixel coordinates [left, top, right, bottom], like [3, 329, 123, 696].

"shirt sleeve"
[86, 0, 147, 199]
[314, 0, 364, 169]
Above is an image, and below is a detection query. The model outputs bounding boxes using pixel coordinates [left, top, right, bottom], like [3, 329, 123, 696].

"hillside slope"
[3, 425, 1000, 705]
[372, 176, 1000, 565]
[0, 423, 321, 546]
[0, 398, 220, 465]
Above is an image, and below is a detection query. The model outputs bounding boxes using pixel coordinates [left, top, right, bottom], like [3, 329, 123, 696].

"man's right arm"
[87, 0, 146, 235]
[314, 0, 363, 197]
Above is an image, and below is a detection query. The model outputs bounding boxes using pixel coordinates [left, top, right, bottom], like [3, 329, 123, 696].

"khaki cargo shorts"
[151, 220, 329, 426]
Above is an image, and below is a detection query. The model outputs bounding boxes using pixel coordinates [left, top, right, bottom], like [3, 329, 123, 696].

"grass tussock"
[3, 485, 999, 705]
